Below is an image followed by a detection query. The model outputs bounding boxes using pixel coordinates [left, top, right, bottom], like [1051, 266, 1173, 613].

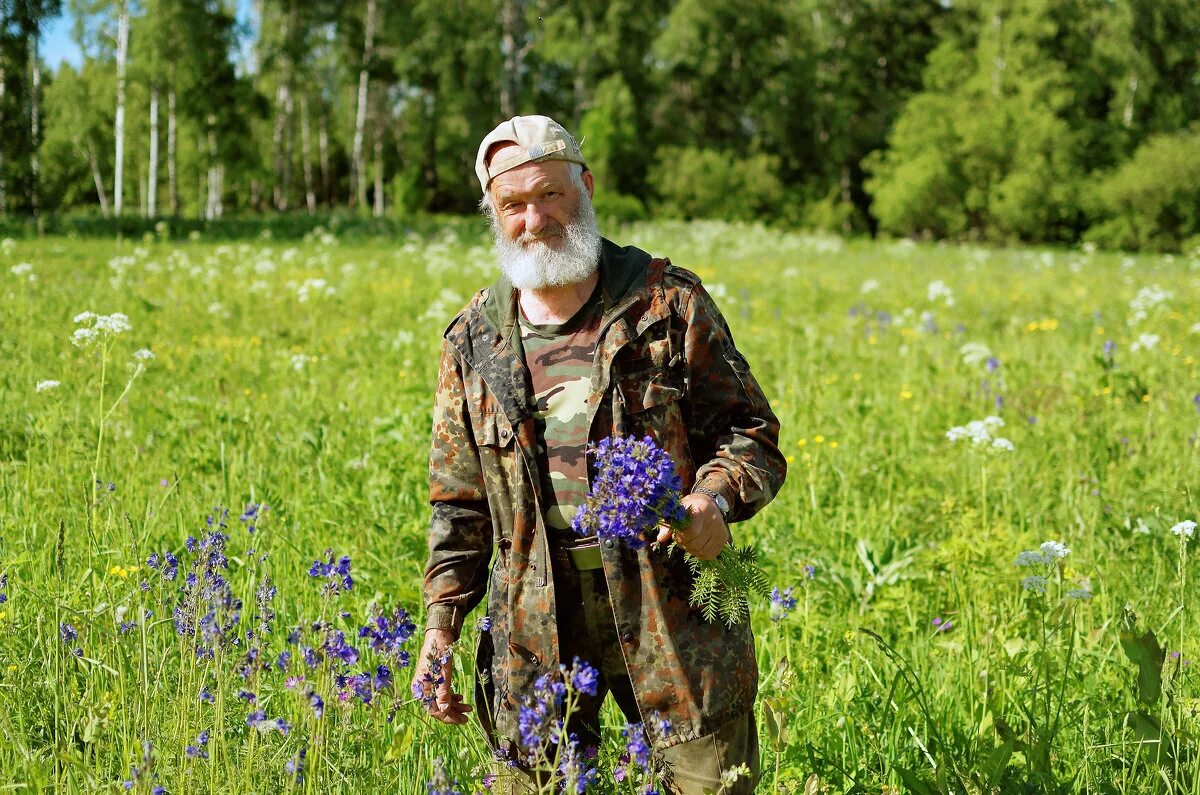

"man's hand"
[656, 493, 730, 560]
[412, 628, 472, 725]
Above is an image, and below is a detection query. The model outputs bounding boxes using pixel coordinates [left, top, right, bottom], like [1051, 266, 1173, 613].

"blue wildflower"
[1, 572, 8, 604]
[285, 747, 306, 784]
[358, 604, 417, 666]
[185, 730, 209, 759]
[570, 658, 599, 697]
[308, 549, 353, 595]
[572, 435, 687, 549]
[769, 586, 798, 622]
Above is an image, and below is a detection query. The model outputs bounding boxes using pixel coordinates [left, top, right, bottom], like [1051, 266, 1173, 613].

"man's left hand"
[657, 493, 729, 560]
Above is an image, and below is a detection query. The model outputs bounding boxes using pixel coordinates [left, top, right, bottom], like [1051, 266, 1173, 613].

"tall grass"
[0, 223, 1196, 792]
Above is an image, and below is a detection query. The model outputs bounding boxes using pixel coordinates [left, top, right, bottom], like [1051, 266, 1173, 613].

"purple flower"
[931, 617, 954, 633]
[239, 502, 268, 532]
[0, 572, 7, 604]
[1193, 393, 1200, 414]
[426, 758, 464, 795]
[570, 658, 599, 697]
[309, 689, 325, 718]
[185, 730, 210, 759]
[285, 747, 306, 783]
[198, 688, 215, 703]
[237, 690, 256, 703]
[247, 710, 289, 735]
[572, 436, 687, 549]
[358, 604, 417, 666]
[59, 622, 78, 645]
[622, 722, 652, 770]
[769, 586, 797, 622]
[309, 549, 353, 595]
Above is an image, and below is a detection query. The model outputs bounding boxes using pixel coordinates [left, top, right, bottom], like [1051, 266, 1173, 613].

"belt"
[549, 540, 604, 571]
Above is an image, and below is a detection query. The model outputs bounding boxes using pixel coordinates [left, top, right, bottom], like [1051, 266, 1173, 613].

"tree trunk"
[148, 80, 159, 217]
[372, 115, 383, 216]
[114, 0, 130, 216]
[168, 76, 179, 215]
[1123, 73, 1138, 128]
[319, 111, 330, 205]
[0, 63, 6, 213]
[500, 0, 524, 117]
[205, 121, 222, 220]
[272, 80, 289, 210]
[85, 136, 110, 218]
[351, 0, 377, 210]
[29, 29, 40, 217]
[300, 93, 316, 213]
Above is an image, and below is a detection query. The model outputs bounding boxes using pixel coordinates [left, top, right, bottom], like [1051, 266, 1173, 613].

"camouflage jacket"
[423, 238, 786, 749]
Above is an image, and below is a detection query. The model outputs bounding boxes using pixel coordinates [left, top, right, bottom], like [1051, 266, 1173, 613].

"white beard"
[491, 192, 603, 290]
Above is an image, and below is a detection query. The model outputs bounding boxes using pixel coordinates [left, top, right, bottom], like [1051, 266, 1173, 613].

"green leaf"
[1118, 605, 1164, 707]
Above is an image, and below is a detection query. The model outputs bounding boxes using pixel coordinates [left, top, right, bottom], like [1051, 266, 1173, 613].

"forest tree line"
[1, 0, 1198, 250]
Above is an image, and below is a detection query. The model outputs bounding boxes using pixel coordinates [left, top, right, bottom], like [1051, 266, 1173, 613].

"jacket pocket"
[472, 410, 515, 448]
[617, 370, 684, 414]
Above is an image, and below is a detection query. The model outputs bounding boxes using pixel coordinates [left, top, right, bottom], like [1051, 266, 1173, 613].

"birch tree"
[351, 0, 376, 210]
[112, 0, 127, 215]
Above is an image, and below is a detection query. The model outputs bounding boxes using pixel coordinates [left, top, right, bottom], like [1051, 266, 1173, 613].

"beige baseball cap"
[475, 115, 587, 192]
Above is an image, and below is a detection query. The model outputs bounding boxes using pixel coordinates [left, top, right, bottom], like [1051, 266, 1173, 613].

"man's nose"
[523, 202, 549, 235]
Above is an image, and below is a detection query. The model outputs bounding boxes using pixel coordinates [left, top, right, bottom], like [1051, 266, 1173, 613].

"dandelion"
[1171, 520, 1196, 540]
[36, 380, 60, 392]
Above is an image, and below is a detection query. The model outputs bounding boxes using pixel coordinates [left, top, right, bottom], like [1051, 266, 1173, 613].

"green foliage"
[649, 147, 784, 221]
[685, 543, 770, 627]
[1087, 127, 1200, 252]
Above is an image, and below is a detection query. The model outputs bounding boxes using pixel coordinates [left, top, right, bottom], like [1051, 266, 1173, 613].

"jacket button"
[621, 632, 634, 644]
[603, 539, 615, 550]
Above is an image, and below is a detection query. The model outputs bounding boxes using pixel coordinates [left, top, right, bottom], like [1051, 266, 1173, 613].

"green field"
[1, 222, 1197, 793]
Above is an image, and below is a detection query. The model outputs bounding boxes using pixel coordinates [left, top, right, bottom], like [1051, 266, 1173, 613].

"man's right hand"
[412, 628, 472, 725]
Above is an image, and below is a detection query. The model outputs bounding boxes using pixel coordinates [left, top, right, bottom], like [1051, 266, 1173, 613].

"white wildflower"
[73, 311, 96, 324]
[1040, 540, 1070, 560]
[36, 380, 61, 392]
[1015, 551, 1048, 567]
[72, 327, 98, 346]
[1066, 588, 1093, 600]
[290, 353, 310, 371]
[133, 349, 155, 361]
[1191, 321, 1200, 335]
[296, 277, 335, 303]
[93, 313, 131, 334]
[860, 279, 880, 294]
[0, 238, 15, 255]
[1130, 333, 1160, 352]
[992, 437, 1015, 452]
[982, 416, 1005, 429]
[1171, 520, 1196, 539]
[927, 279, 955, 305]
[10, 262, 34, 281]
[960, 342, 993, 366]
[1021, 575, 1048, 594]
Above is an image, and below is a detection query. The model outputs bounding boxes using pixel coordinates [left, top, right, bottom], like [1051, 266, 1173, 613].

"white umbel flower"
[36, 380, 61, 392]
[1171, 520, 1196, 539]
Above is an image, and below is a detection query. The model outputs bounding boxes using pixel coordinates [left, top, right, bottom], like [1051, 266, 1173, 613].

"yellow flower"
[4, 664, 14, 673]
[813, 435, 825, 444]
[868, 335, 878, 345]
[786, 455, 796, 463]
[109, 565, 129, 579]
[797, 438, 807, 447]
[1141, 393, 1151, 403]
[1095, 327, 1105, 335]
[899, 386, 913, 400]
[852, 372, 862, 381]
[0, 611, 6, 621]
[829, 441, 839, 450]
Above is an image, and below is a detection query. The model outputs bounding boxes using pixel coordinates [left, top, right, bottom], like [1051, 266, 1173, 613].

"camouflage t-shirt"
[518, 284, 603, 542]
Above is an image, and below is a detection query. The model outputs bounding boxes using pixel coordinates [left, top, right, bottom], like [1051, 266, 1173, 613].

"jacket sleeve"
[679, 279, 787, 523]
[422, 336, 492, 637]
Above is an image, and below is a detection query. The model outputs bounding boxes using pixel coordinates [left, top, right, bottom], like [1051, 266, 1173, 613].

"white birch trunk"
[300, 93, 316, 213]
[168, 85, 178, 215]
[148, 81, 159, 216]
[114, 0, 130, 217]
[86, 136, 110, 217]
[205, 122, 222, 220]
[272, 80, 288, 209]
[351, 0, 377, 209]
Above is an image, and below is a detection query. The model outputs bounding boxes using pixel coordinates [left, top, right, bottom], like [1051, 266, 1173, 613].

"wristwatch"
[692, 486, 731, 521]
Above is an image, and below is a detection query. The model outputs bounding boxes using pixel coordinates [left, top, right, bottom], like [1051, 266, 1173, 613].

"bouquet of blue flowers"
[572, 435, 768, 626]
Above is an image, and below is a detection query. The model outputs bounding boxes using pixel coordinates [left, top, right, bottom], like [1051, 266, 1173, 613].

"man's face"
[485, 145, 602, 290]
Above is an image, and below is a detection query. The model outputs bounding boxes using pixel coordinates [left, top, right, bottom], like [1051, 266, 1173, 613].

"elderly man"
[413, 115, 786, 793]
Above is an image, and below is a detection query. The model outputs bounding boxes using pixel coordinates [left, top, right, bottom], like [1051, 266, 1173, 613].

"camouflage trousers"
[489, 554, 760, 795]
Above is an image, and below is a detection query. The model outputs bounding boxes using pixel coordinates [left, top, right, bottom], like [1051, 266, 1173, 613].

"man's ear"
[582, 169, 595, 199]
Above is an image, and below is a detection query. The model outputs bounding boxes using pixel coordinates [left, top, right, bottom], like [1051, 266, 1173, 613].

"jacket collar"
[480, 237, 653, 344]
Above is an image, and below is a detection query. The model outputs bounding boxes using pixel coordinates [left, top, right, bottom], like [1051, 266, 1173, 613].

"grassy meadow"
[0, 221, 1197, 793]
